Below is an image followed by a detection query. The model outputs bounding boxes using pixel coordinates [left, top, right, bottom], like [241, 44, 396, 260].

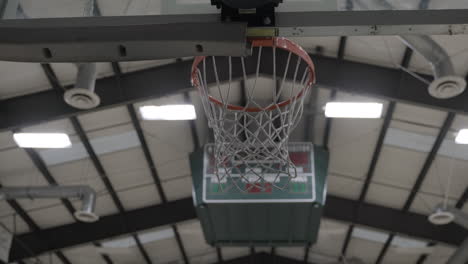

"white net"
[192, 38, 316, 192]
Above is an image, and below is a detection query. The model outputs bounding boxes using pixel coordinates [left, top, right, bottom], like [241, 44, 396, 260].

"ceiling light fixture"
[13, 133, 72, 149]
[139, 105, 197, 120]
[324, 102, 383, 118]
[455, 129, 468, 144]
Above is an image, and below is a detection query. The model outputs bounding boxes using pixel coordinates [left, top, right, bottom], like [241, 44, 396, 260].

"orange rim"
[192, 37, 316, 112]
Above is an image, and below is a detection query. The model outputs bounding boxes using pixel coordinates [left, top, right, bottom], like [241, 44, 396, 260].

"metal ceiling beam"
[375, 112, 456, 264]
[275, 9, 468, 36]
[3, 53, 457, 132]
[0, 15, 249, 62]
[0, 183, 70, 264]
[9, 195, 468, 262]
[126, 83, 189, 264]
[340, 92, 396, 259]
[39, 63, 118, 264]
[52, 62, 150, 264]
[69, 116, 153, 264]
[18, 148, 75, 264]
[37, 65, 119, 264]
[0, 9, 466, 62]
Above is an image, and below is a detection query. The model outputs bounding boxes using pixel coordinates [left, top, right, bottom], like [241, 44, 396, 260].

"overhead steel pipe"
[0, 185, 99, 223]
[354, 0, 466, 99]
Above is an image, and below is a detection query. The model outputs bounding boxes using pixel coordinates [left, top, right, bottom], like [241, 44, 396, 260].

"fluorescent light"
[13, 133, 71, 149]
[324, 102, 383, 118]
[140, 105, 196, 120]
[455, 129, 468, 144]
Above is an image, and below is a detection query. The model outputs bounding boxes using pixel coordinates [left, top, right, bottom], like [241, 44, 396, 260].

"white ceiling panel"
[162, 176, 193, 202]
[313, 219, 347, 259]
[451, 114, 468, 131]
[47, 158, 105, 190]
[421, 155, 468, 202]
[117, 184, 161, 211]
[290, 37, 341, 58]
[373, 146, 426, 189]
[0, 214, 30, 234]
[144, 122, 193, 166]
[393, 103, 447, 128]
[156, 157, 191, 181]
[63, 244, 106, 264]
[190, 250, 218, 264]
[50, 63, 114, 87]
[327, 174, 363, 200]
[31, 252, 64, 264]
[120, 59, 177, 73]
[423, 244, 456, 264]
[346, 237, 383, 263]
[86, 123, 135, 139]
[108, 246, 146, 264]
[0, 200, 14, 218]
[390, 120, 441, 137]
[381, 246, 422, 263]
[97, 147, 152, 189]
[139, 227, 182, 263]
[308, 250, 339, 264]
[136, 94, 194, 161]
[0, 131, 15, 150]
[276, 247, 304, 261]
[328, 93, 386, 179]
[16, 198, 66, 214]
[221, 247, 250, 261]
[385, 127, 439, 153]
[328, 117, 382, 179]
[345, 36, 406, 69]
[0, 148, 38, 181]
[178, 220, 213, 259]
[41, 128, 140, 166]
[78, 106, 131, 132]
[26, 204, 75, 229]
[366, 183, 409, 210]
[410, 192, 457, 216]
[0, 62, 49, 99]
[21, 118, 75, 135]
[97, 0, 164, 16]
[20, 0, 87, 18]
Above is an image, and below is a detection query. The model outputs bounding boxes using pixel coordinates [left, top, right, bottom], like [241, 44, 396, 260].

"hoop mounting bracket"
[211, 0, 282, 27]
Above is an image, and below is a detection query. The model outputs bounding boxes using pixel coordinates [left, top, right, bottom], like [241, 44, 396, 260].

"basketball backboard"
[190, 143, 329, 246]
[190, 143, 328, 205]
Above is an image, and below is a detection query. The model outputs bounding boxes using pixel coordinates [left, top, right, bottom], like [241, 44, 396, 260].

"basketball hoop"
[192, 37, 316, 192]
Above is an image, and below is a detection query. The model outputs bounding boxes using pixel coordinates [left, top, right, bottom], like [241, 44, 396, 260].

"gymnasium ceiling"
[1, 1, 468, 264]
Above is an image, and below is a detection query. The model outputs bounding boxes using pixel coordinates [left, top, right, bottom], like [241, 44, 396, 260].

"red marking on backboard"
[247, 183, 272, 193]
